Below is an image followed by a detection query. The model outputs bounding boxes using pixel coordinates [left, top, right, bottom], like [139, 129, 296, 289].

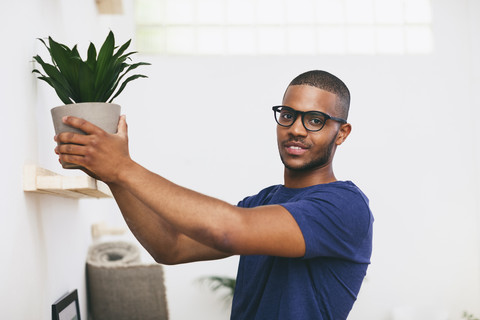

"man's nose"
[289, 116, 308, 136]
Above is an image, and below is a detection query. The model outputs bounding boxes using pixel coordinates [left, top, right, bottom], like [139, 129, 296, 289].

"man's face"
[276, 85, 343, 172]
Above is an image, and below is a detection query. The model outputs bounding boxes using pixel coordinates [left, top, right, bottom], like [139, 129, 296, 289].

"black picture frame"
[52, 289, 81, 320]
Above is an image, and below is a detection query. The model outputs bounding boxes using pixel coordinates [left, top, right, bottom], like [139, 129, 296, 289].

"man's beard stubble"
[280, 136, 336, 172]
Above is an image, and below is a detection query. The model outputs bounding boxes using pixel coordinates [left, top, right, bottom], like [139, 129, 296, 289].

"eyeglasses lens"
[275, 107, 327, 131]
[277, 109, 295, 126]
[304, 112, 326, 131]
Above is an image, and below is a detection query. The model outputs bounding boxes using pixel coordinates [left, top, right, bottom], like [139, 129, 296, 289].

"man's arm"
[55, 116, 306, 258]
[107, 183, 232, 264]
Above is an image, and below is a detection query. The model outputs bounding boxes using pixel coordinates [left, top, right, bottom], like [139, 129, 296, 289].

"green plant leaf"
[77, 61, 96, 102]
[108, 74, 148, 102]
[86, 43, 97, 72]
[36, 38, 51, 56]
[94, 31, 115, 89]
[96, 62, 127, 101]
[112, 39, 132, 60]
[48, 38, 74, 74]
[197, 275, 236, 307]
[47, 37, 81, 100]
[104, 62, 150, 101]
[33, 74, 73, 104]
[71, 45, 81, 60]
[32, 55, 76, 100]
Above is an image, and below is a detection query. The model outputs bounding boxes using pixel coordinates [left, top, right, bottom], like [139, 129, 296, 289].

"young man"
[55, 70, 373, 319]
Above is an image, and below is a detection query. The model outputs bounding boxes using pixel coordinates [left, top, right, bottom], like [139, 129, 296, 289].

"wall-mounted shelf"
[23, 165, 112, 199]
[95, 0, 123, 14]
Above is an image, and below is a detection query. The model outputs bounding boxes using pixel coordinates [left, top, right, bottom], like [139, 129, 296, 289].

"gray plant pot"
[51, 102, 121, 169]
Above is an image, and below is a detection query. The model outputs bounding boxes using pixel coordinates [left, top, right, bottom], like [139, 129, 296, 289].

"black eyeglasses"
[272, 106, 347, 132]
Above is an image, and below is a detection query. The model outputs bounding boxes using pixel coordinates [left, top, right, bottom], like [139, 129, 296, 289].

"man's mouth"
[283, 141, 309, 155]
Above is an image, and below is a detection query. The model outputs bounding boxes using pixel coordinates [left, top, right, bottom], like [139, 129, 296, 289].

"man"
[55, 70, 373, 319]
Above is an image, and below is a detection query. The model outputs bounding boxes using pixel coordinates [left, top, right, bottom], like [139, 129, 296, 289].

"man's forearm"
[108, 183, 180, 262]
[108, 182, 231, 264]
[114, 161, 242, 254]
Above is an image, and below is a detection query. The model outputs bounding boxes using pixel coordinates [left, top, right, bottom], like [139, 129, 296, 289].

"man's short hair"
[288, 70, 350, 120]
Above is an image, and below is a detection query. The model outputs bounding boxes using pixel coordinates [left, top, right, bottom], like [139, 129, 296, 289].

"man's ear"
[335, 123, 352, 146]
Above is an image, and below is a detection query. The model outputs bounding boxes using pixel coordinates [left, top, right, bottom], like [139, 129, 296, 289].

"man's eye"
[308, 117, 325, 126]
[281, 112, 294, 120]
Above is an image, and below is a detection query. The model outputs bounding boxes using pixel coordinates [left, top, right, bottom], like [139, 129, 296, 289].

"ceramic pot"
[51, 102, 121, 169]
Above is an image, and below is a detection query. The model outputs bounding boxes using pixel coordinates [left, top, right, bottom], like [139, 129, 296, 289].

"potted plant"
[463, 312, 479, 320]
[198, 275, 236, 308]
[32, 31, 150, 169]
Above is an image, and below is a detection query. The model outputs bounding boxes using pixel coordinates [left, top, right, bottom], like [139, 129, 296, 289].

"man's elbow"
[148, 247, 183, 265]
[210, 226, 247, 256]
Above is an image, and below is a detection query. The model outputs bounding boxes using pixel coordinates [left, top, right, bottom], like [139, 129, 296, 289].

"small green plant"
[463, 312, 480, 320]
[198, 275, 236, 305]
[32, 31, 150, 104]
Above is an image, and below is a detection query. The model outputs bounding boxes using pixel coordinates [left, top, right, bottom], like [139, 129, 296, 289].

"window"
[135, 0, 433, 55]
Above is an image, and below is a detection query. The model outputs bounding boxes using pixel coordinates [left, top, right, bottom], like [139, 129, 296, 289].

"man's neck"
[283, 165, 337, 189]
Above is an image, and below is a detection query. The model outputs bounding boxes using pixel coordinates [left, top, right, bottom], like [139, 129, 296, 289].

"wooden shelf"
[95, 0, 123, 14]
[23, 165, 112, 199]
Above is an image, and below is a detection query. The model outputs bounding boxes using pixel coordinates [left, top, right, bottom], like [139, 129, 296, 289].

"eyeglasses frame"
[272, 105, 347, 132]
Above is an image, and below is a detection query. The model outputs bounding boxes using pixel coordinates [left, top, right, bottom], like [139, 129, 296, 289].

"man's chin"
[280, 155, 330, 173]
[284, 164, 314, 172]
[281, 158, 314, 172]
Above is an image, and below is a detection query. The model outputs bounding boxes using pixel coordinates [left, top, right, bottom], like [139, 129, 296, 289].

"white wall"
[1, 0, 479, 320]
[0, 1, 139, 319]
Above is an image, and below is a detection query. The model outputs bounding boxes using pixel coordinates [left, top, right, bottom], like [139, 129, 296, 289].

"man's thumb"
[118, 115, 128, 137]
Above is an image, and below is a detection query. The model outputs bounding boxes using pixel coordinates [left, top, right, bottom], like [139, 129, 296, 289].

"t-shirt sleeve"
[281, 189, 373, 263]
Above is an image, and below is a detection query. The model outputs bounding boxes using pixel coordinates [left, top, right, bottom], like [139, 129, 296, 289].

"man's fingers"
[59, 153, 85, 167]
[55, 131, 90, 145]
[56, 143, 86, 156]
[62, 116, 102, 135]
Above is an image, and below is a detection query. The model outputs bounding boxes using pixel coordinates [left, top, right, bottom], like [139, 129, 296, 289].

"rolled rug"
[86, 241, 169, 320]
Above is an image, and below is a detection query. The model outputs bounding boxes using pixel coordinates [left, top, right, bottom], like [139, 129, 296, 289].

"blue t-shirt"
[231, 181, 373, 320]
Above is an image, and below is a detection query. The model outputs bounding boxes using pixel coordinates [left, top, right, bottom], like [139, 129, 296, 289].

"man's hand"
[54, 115, 131, 183]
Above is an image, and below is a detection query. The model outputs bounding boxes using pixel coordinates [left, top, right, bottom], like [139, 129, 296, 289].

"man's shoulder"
[306, 181, 368, 203]
[285, 181, 371, 219]
[237, 184, 282, 208]
[238, 181, 370, 210]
